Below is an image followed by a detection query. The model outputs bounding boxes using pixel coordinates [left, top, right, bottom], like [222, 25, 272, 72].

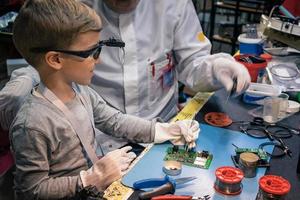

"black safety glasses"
[31, 43, 102, 60]
[30, 38, 125, 60]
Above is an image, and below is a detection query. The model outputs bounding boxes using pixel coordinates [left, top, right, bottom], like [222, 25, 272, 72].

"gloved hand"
[154, 120, 199, 149]
[212, 57, 251, 95]
[80, 146, 136, 191]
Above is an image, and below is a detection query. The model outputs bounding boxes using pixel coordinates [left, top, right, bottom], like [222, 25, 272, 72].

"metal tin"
[162, 160, 182, 176]
[239, 152, 259, 178]
[256, 175, 291, 200]
[214, 166, 244, 195]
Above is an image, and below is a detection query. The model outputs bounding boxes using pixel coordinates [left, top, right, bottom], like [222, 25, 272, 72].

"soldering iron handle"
[139, 182, 175, 200]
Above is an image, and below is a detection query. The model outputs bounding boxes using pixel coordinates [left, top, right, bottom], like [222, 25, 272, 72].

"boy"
[10, 0, 199, 199]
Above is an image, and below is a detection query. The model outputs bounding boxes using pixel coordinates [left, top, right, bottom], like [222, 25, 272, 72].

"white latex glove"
[154, 120, 199, 149]
[79, 146, 136, 191]
[212, 57, 251, 95]
[105, 146, 137, 172]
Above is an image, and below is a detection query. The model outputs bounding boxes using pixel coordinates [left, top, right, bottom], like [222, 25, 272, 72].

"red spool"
[204, 112, 233, 127]
[259, 175, 291, 196]
[214, 166, 244, 195]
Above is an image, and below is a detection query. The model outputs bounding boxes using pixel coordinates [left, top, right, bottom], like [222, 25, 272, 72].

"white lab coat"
[83, 0, 232, 122]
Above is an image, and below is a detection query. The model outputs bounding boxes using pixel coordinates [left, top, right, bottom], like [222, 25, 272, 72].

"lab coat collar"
[100, 0, 137, 27]
[103, 1, 120, 19]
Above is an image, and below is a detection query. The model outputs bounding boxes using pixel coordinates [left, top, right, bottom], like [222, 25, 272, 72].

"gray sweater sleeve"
[86, 87, 156, 143]
[0, 66, 39, 130]
[11, 126, 82, 200]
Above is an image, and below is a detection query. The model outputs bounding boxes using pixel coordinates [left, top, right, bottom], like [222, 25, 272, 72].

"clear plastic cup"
[278, 93, 289, 119]
[263, 96, 280, 123]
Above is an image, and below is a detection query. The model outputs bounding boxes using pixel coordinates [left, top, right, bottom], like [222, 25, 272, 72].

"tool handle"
[133, 176, 169, 189]
[139, 182, 175, 200]
[151, 195, 192, 200]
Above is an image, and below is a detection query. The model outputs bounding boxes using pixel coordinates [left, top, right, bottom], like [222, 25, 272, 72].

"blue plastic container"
[238, 33, 263, 55]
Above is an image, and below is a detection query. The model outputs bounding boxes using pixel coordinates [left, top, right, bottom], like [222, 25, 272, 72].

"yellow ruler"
[103, 92, 213, 200]
[171, 92, 213, 122]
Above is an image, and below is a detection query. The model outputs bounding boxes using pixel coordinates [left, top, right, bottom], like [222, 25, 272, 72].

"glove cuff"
[154, 122, 186, 145]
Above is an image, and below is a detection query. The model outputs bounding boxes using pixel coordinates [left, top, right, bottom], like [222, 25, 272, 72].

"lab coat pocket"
[148, 54, 175, 104]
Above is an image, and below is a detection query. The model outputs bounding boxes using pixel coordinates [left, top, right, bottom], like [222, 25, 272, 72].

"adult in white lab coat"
[82, 0, 250, 120]
[80, 0, 250, 152]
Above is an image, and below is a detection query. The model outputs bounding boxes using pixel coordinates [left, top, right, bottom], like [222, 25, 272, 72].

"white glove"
[105, 146, 137, 171]
[79, 146, 136, 191]
[212, 57, 251, 95]
[154, 120, 199, 149]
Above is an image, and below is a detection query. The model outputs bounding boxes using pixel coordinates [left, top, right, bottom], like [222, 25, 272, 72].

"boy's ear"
[44, 51, 63, 70]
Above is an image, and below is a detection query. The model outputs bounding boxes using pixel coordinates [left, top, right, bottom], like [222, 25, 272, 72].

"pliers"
[133, 176, 197, 200]
[151, 194, 210, 200]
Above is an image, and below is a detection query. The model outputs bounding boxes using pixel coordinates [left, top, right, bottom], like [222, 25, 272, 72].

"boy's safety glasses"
[30, 38, 125, 60]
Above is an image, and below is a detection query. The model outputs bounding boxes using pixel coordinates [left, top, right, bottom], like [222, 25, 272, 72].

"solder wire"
[214, 179, 243, 195]
[258, 189, 286, 200]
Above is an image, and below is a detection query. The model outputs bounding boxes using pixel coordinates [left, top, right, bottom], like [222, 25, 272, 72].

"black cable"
[259, 142, 286, 158]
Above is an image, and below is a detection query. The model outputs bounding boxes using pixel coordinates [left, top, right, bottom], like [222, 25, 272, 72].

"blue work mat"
[122, 124, 273, 200]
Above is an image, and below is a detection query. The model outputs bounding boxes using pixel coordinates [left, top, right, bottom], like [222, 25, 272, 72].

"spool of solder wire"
[162, 160, 182, 176]
[256, 175, 290, 200]
[214, 166, 244, 195]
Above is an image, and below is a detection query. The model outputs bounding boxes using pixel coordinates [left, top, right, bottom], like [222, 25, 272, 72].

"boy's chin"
[77, 79, 91, 86]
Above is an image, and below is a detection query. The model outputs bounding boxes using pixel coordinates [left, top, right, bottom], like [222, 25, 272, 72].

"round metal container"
[162, 160, 182, 176]
[239, 152, 259, 178]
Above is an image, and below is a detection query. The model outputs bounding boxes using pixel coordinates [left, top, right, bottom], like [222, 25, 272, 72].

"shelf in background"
[216, 1, 265, 14]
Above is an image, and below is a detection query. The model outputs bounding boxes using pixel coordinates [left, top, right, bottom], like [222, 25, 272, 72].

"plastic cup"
[263, 97, 280, 123]
[278, 93, 289, 119]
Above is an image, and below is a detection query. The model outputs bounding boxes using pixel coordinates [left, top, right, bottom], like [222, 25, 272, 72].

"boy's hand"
[79, 146, 136, 191]
[106, 146, 137, 172]
[154, 120, 199, 148]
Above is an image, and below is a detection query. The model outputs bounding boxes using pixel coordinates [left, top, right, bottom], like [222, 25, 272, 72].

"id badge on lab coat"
[148, 53, 175, 103]
[162, 64, 174, 88]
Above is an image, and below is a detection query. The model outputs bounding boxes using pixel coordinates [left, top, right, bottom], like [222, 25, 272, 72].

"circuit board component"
[235, 147, 268, 161]
[164, 146, 213, 169]
[231, 145, 270, 168]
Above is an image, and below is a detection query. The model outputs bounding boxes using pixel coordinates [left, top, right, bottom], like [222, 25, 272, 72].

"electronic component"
[235, 147, 268, 161]
[164, 146, 213, 169]
[231, 145, 270, 168]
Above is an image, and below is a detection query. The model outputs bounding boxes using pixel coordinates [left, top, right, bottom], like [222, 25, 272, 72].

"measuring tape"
[171, 92, 213, 122]
[104, 92, 213, 200]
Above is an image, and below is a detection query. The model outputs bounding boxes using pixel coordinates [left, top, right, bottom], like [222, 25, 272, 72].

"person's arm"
[87, 86, 199, 148]
[0, 66, 39, 130]
[87, 87, 156, 143]
[173, 0, 249, 94]
[11, 127, 82, 199]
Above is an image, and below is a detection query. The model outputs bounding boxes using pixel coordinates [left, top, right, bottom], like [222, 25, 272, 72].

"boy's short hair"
[13, 0, 101, 67]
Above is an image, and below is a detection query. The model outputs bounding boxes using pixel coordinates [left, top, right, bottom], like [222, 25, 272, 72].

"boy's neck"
[41, 74, 76, 103]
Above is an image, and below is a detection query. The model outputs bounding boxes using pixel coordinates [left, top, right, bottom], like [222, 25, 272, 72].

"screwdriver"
[225, 76, 237, 105]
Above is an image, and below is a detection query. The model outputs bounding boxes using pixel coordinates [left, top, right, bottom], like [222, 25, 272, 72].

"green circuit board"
[235, 147, 268, 160]
[164, 146, 213, 169]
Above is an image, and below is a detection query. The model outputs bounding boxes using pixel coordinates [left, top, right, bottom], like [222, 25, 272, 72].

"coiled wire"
[214, 179, 243, 195]
[214, 166, 244, 195]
